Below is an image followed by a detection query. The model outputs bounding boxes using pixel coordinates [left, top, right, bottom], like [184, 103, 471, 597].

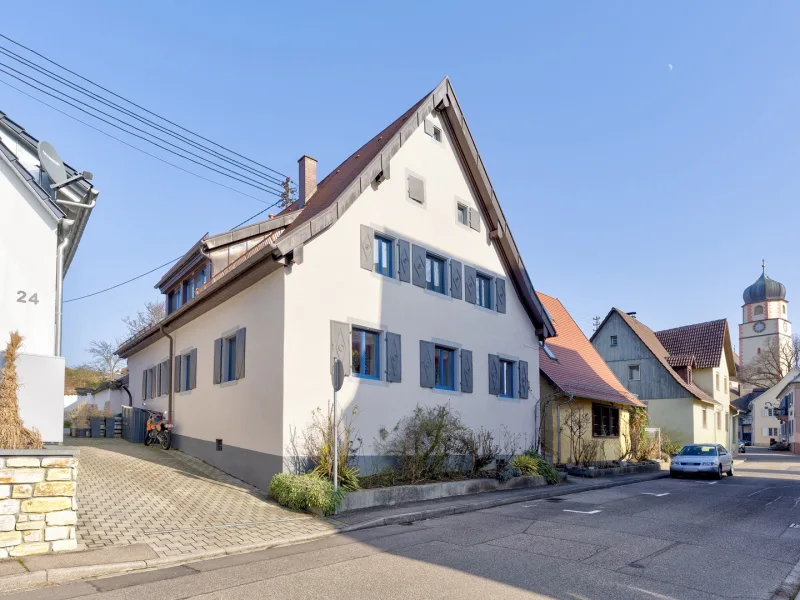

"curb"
[771, 554, 800, 599]
[338, 471, 670, 533]
[0, 472, 669, 594]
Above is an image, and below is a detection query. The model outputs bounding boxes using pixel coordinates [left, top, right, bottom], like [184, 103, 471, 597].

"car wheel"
[714, 466, 722, 480]
[727, 463, 734, 477]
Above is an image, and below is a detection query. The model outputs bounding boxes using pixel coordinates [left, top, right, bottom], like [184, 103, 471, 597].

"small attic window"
[423, 119, 442, 143]
[610, 335, 618, 347]
[540, 340, 557, 361]
[433, 126, 442, 142]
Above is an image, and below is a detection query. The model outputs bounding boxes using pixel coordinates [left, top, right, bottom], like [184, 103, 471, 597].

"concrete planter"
[566, 462, 661, 478]
[338, 474, 565, 513]
[0, 447, 80, 558]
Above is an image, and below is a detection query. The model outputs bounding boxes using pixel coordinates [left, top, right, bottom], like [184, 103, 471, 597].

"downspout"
[121, 384, 133, 407]
[160, 326, 174, 420]
[556, 393, 575, 465]
[54, 220, 74, 356]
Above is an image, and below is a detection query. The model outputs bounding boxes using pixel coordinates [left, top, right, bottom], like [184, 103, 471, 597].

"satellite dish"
[37, 141, 67, 187]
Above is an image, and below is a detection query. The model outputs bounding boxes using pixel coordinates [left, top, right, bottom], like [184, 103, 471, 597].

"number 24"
[16, 291, 39, 305]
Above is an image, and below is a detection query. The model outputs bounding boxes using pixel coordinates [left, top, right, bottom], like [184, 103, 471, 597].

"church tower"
[739, 262, 791, 374]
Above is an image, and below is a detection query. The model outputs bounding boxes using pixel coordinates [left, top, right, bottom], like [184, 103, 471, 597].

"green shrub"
[521, 449, 560, 485]
[511, 454, 539, 476]
[269, 473, 346, 516]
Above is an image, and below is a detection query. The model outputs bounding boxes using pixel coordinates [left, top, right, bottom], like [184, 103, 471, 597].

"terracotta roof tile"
[612, 310, 717, 405]
[666, 355, 697, 368]
[655, 319, 727, 370]
[537, 293, 642, 406]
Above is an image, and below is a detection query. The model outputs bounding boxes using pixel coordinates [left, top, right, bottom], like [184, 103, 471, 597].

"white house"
[0, 112, 97, 443]
[117, 78, 555, 491]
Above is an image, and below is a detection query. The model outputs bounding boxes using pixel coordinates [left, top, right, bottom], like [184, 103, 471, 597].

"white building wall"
[0, 160, 58, 356]
[126, 271, 285, 490]
[283, 110, 541, 471]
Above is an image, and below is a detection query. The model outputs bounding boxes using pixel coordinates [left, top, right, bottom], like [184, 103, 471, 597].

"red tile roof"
[665, 355, 697, 368]
[611, 310, 717, 405]
[655, 319, 727, 370]
[537, 293, 642, 406]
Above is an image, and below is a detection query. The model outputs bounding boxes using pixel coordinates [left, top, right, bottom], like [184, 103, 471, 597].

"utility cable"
[0, 78, 279, 205]
[0, 32, 292, 182]
[0, 61, 284, 196]
[0, 44, 287, 186]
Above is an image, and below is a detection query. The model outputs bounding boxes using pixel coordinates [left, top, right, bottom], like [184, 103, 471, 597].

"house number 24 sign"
[16, 291, 39, 305]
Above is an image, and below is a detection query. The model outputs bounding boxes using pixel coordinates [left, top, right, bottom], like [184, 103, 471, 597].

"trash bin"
[122, 406, 148, 443]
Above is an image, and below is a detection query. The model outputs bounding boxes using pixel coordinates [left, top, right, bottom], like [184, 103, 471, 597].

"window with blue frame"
[225, 336, 237, 382]
[476, 274, 492, 309]
[167, 290, 181, 314]
[352, 328, 380, 379]
[434, 346, 455, 390]
[374, 235, 393, 277]
[182, 267, 208, 304]
[500, 359, 514, 398]
[426, 254, 446, 294]
[182, 353, 192, 391]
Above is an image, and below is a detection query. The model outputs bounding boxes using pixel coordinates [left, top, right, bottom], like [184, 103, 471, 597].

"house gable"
[592, 311, 694, 400]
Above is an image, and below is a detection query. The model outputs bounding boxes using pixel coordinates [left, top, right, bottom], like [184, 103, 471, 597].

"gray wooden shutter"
[174, 356, 181, 393]
[189, 348, 198, 390]
[519, 360, 529, 399]
[141, 370, 147, 400]
[213, 338, 223, 384]
[330, 321, 351, 377]
[235, 327, 247, 380]
[423, 120, 435, 136]
[469, 208, 481, 232]
[151, 367, 158, 398]
[461, 349, 473, 393]
[495, 278, 506, 314]
[386, 332, 402, 383]
[450, 260, 462, 300]
[420, 341, 435, 388]
[464, 266, 477, 304]
[360, 225, 374, 271]
[398, 239, 411, 283]
[412, 245, 426, 288]
[488, 354, 502, 395]
[161, 360, 170, 396]
[408, 175, 425, 203]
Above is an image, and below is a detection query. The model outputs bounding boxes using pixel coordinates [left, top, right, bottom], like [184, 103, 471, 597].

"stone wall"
[0, 450, 79, 558]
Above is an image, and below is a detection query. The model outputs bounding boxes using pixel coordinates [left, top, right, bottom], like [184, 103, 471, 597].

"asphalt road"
[7, 447, 800, 600]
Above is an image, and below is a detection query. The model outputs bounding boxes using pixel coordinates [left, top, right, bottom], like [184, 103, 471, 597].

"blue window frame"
[352, 328, 380, 379]
[167, 290, 181, 314]
[374, 235, 393, 277]
[182, 279, 195, 303]
[434, 346, 455, 390]
[500, 359, 514, 398]
[225, 336, 237, 382]
[426, 254, 446, 294]
[476, 274, 492, 309]
[182, 353, 192, 391]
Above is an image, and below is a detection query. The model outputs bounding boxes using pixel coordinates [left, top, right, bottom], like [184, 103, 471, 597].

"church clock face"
[753, 321, 766, 333]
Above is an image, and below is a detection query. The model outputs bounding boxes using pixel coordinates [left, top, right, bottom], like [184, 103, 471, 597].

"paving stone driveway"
[65, 439, 336, 558]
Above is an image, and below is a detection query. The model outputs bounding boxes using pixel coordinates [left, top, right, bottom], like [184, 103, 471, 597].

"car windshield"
[679, 445, 718, 456]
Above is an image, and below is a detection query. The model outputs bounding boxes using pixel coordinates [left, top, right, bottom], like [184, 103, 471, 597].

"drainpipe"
[116, 381, 133, 407]
[160, 326, 174, 420]
[556, 393, 575, 465]
[54, 219, 74, 356]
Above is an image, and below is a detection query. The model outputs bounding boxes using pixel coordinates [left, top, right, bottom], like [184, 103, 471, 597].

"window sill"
[354, 374, 381, 381]
[592, 435, 620, 439]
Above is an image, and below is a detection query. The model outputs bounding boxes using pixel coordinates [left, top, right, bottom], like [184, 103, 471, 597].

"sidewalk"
[0, 469, 669, 594]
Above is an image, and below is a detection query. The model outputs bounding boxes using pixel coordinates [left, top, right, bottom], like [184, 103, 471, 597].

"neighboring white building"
[749, 369, 799, 446]
[0, 112, 97, 443]
[118, 78, 556, 491]
[92, 374, 131, 416]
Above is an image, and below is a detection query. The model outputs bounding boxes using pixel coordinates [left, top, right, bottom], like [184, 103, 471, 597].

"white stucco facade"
[123, 102, 544, 491]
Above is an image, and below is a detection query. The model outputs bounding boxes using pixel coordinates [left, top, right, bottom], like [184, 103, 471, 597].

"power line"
[0, 62, 284, 197]
[0, 78, 277, 205]
[0, 44, 288, 187]
[0, 32, 292, 182]
[62, 199, 287, 303]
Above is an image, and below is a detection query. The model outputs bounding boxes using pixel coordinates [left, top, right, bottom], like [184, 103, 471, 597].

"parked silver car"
[670, 444, 734, 479]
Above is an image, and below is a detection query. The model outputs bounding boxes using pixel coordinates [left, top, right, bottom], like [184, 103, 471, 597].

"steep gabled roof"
[118, 77, 556, 357]
[537, 293, 641, 407]
[655, 319, 734, 374]
[592, 309, 717, 405]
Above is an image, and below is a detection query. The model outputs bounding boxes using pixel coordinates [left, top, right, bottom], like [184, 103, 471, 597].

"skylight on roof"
[540, 340, 557, 361]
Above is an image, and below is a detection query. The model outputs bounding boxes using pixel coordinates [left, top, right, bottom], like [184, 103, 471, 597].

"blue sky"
[4, 1, 798, 365]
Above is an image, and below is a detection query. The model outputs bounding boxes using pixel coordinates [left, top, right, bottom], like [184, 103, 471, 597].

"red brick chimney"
[297, 155, 317, 208]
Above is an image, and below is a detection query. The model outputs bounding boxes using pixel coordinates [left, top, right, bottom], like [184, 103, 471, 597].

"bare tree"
[278, 177, 296, 210]
[739, 335, 800, 387]
[122, 300, 166, 338]
[87, 340, 125, 381]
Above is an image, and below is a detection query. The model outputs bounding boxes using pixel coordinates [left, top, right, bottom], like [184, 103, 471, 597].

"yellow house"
[537, 293, 645, 465]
